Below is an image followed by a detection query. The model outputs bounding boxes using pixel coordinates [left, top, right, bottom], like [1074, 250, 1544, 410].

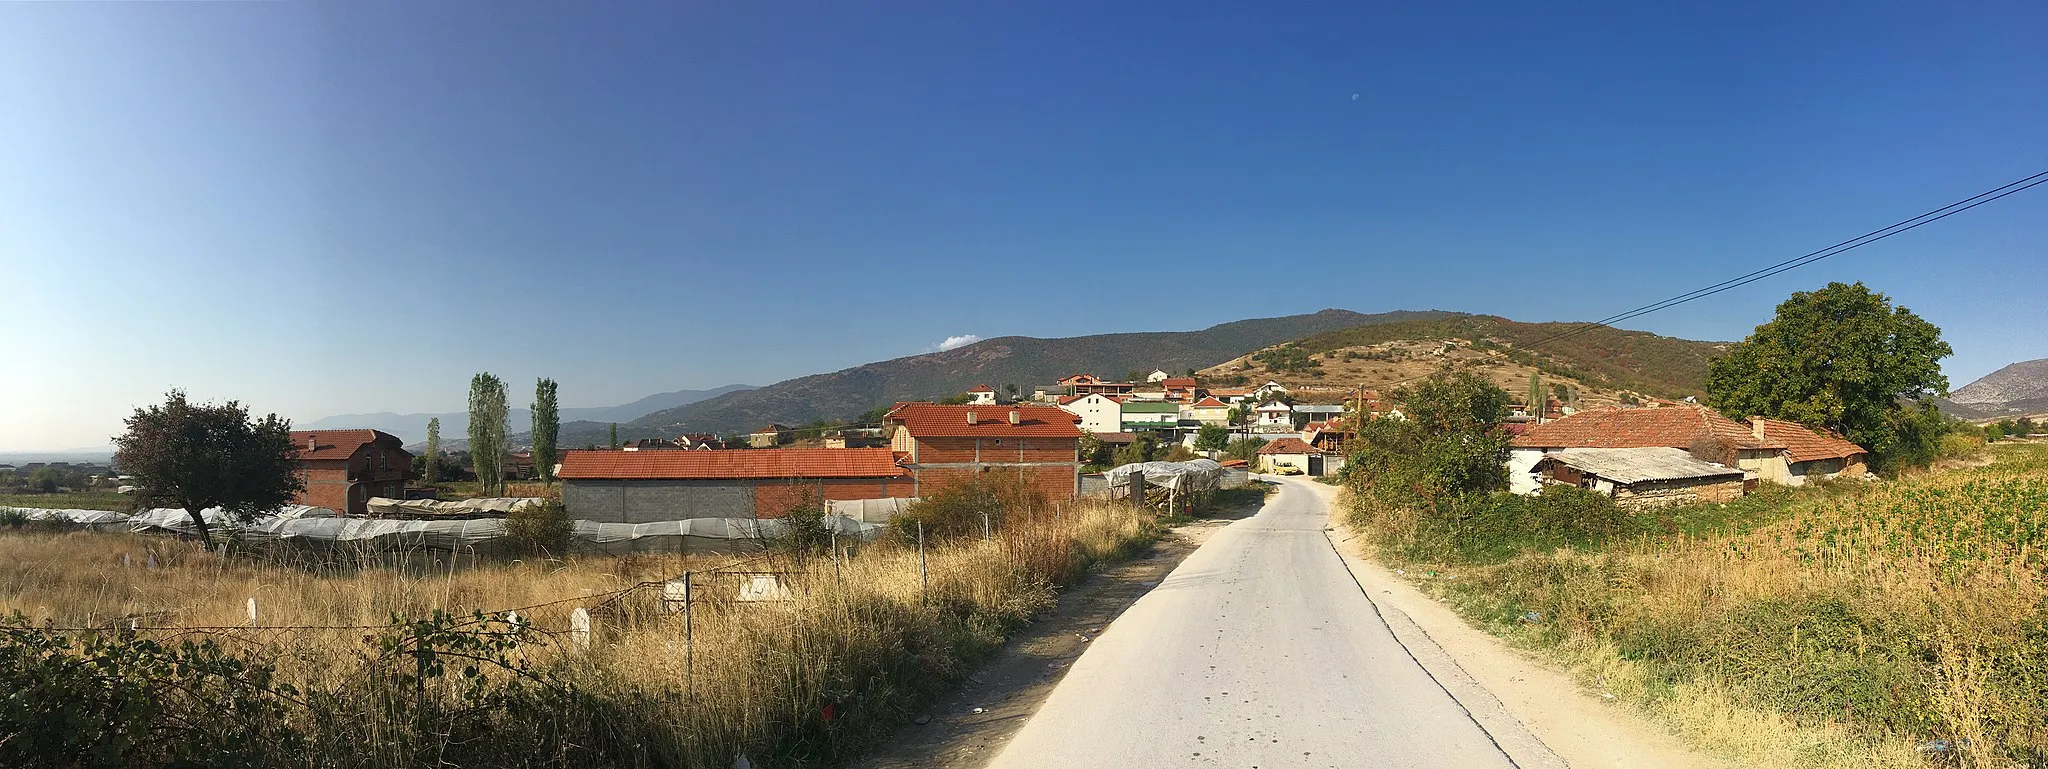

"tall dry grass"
[1, 496, 1161, 768]
[1349, 444, 2048, 768]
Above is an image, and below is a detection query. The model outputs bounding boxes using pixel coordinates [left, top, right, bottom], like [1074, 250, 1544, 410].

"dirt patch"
[844, 507, 1250, 769]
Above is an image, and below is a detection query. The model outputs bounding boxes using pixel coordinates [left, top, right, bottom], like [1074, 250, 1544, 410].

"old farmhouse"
[289, 430, 412, 516]
[1532, 447, 1746, 508]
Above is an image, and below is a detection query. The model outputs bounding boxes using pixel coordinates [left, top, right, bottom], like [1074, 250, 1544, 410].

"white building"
[1145, 369, 1170, 383]
[1058, 393, 1124, 434]
[965, 384, 997, 405]
[1253, 401, 1295, 433]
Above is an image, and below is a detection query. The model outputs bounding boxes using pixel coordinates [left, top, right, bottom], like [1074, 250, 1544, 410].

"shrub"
[0, 508, 27, 528]
[894, 473, 1046, 543]
[501, 500, 572, 557]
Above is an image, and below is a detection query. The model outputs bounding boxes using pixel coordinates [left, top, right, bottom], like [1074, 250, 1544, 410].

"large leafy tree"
[1193, 425, 1231, 452]
[531, 378, 559, 482]
[468, 373, 508, 497]
[1345, 369, 1510, 511]
[112, 390, 303, 548]
[1705, 282, 1952, 470]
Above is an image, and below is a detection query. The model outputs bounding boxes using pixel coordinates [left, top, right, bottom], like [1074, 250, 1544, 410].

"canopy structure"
[1103, 459, 1225, 499]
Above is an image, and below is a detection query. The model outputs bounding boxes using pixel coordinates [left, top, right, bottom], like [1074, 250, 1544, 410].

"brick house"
[1058, 374, 1136, 397]
[556, 448, 913, 523]
[885, 403, 1084, 498]
[1160, 377, 1199, 401]
[289, 430, 412, 515]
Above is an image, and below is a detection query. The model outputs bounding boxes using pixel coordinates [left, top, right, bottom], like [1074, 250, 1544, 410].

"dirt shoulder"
[844, 508, 1249, 769]
[1315, 488, 1728, 769]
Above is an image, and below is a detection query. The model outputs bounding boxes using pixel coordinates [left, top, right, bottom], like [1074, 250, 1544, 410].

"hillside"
[316, 384, 754, 445]
[1936, 358, 2048, 420]
[544, 309, 1452, 445]
[1200, 315, 1726, 404]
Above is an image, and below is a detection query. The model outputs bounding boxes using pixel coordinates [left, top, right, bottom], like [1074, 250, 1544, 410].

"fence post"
[683, 571, 694, 696]
[830, 529, 840, 585]
[246, 597, 258, 626]
[570, 607, 592, 651]
[983, 509, 991, 541]
[917, 521, 928, 602]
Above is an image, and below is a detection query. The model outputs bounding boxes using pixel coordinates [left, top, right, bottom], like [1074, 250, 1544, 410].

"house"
[1253, 401, 1295, 433]
[1506, 404, 1785, 495]
[1058, 393, 1126, 433]
[965, 384, 998, 405]
[1254, 381, 1290, 399]
[1161, 377, 1199, 401]
[1256, 437, 1324, 475]
[1119, 401, 1181, 432]
[1059, 374, 1136, 397]
[504, 452, 538, 480]
[288, 430, 413, 516]
[1748, 418, 1869, 485]
[1029, 384, 1067, 403]
[747, 424, 792, 449]
[557, 448, 912, 524]
[678, 433, 728, 450]
[1185, 396, 1232, 426]
[1532, 447, 1745, 509]
[885, 403, 1084, 498]
[1145, 369, 1170, 383]
[1291, 404, 1346, 423]
[622, 438, 684, 451]
[1302, 418, 1354, 468]
[1206, 387, 1255, 404]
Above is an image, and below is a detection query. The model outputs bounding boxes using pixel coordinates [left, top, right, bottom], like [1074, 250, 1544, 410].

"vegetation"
[532, 379, 560, 482]
[1283, 314, 1723, 399]
[1, 486, 1163, 769]
[1707, 282, 1955, 472]
[1347, 440, 2048, 768]
[501, 499, 573, 558]
[1253, 344, 1321, 373]
[1223, 437, 1265, 463]
[112, 390, 303, 549]
[424, 417, 442, 484]
[0, 492, 135, 513]
[1342, 369, 1511, 513]
[1193, 425, 1230, 453]
[467, 374, 509, 497]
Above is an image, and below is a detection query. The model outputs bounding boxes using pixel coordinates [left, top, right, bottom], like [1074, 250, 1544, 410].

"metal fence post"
[683, 571, 694, 696]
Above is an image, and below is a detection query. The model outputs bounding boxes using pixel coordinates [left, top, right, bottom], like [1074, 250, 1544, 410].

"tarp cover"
[826, 497, 920, 523]
[364, 497, 546, 518]
[1103, 459, 1226, 497]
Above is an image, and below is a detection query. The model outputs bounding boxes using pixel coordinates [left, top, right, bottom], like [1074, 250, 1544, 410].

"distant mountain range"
[304, 384, 755, 445]
[534, 309, 1453, 447]
[1935, 359, 2048, 420]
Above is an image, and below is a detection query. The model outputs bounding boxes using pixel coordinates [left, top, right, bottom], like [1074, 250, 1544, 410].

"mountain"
[1936, 359, 2048, 420]
[545, 309, 1452, 445]
[1198, 314, 1727, 405]
[306, 384, 754, 445]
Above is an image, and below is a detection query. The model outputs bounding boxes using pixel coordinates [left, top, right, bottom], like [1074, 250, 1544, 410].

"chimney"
[966, 411, 979, 425]
[306, 433, 317, 452]
[1009, 409, 1021, 425]
[1752, 417, 1767, 443]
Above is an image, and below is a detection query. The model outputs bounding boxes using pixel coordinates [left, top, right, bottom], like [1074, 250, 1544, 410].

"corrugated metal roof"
[1538, 447, 1742, 485]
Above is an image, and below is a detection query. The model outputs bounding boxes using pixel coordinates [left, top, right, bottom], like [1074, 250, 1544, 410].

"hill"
[1200, 315, 1727, 405]
[1936, 359, 2048, 421]
[311, 384, 754, 445]
[546, 309, 1452, 445]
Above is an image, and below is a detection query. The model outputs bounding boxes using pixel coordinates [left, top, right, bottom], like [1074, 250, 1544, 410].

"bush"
[894, 473, 1046, 543]
[501, 500, 572, 557]
[0, 508, 27, 528]
[1936, 431, 1985, 461]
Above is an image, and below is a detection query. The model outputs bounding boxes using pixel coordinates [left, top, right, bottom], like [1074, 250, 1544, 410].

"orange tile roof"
[1258, 437, 1320, 455]
[1751, 418, 1865, 463]
[1162, 377, 1197, 388]
[289, 430, 397, 461]
[1510, 405, 1782, 451]
[1191, 396, 1228, 408]
[556, 448, 907, 480]
[967, 384, 994, 392]
[885, 403, 1085, 438]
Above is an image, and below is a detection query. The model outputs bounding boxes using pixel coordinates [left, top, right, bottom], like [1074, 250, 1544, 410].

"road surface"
[984, 477, 1522, 769]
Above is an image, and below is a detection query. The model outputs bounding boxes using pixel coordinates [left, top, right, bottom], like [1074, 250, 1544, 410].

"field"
[1347, 443, 2048, 768]
[0, 491, 135, 513]
[1, 492, 1166, 768]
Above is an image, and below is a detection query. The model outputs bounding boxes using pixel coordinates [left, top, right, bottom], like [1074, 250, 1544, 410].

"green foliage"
[1290, 314, 1723, 399]
[0, 508, 29, 528]
[770, 488, 834, 559]
[26, 466, 72, 493]
[1344, 370, 1511, 512]
[1705, 282, 1952, 472]
[894, 473, 1045, 543]
[1161, 444, 1199, 462]
[1193, 425, 1231, 452]
[1223, 437, 1265, 462]
[531, 379, 559, 482]
[467, 374, 509, 497]
[501, 499, 572, 558]
[1077, 434, 1111, 468]
[113, 389, 304, 548]
[1111, 436, 1155, 467]
[424, 417, 442, 484]
[1252, 344, 1321, 373]
[607, 423, 619, 450]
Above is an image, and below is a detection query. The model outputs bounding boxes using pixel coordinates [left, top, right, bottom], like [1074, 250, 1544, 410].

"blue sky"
[4, 1, 2044, 450]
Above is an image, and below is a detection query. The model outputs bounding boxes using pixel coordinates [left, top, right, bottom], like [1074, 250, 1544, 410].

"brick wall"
[911, 465, 1077, 499]
[751, 477, 916, 518]
[912, 436, 1076, 464]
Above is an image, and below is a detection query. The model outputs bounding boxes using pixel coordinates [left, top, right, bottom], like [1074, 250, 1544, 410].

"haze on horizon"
[4, 2, 2044, 452]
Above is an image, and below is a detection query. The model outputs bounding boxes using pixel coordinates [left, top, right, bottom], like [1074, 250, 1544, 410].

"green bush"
[894, 473, 1044, 543]
[502, 499, 572, 557]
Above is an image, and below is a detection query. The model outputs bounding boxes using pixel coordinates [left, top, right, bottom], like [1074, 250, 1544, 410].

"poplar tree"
[424, 417, 441, 483]
[609, 423, 620, 450]
[532, 378, 559, 481]
[468, 373, 508, 497]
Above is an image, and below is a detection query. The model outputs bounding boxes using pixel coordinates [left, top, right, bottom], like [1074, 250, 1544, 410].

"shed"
[1533, 447, 1744, 509]
[557, 448, 911, 524]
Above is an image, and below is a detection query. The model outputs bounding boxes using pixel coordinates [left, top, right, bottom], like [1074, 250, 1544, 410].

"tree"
[1984, 422, 2005, 442]
[1525, 373, 1545, 420]
[1194, 425, 1231, 452]
[1345, 370, 1511, 511]
[27, 467, 67, 493]
[1223, 437, 1266, 463]
[468, 373, 509, 497]
[1705, 282, 1952, 471]
[532, 378, 559, 482]
[608, 423, 619, 450]
[1077, 434, 1111, 467]
[423, 417, 442, 484]
[112, 390, 303, 549]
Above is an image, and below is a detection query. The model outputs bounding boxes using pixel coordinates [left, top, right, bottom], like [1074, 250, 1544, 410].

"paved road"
[984, 477, 1519, 769]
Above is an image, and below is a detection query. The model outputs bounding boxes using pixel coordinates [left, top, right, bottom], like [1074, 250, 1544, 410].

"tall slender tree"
[468, 373, 508, 496]
[1526, 372, 1546, 423]
[532, 378, 559, 481]
[424, 417, 442, 483]
[609, 423, 619, 450]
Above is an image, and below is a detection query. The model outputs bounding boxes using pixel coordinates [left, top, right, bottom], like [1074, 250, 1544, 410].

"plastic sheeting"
[1103, 459, 1226, 498]
[364, 497, 545, 518]
[826, 497, 920, 523]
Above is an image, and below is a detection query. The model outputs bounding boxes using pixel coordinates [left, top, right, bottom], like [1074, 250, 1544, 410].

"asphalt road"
[983, 477, 1521, 769]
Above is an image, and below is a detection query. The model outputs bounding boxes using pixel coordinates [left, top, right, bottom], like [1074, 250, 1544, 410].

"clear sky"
[4, 2, 2044, 451]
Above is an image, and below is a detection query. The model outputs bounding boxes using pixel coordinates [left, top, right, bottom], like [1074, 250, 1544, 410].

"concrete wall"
[564, 479, 755, 524]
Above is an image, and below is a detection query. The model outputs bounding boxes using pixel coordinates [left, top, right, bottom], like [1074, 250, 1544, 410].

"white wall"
[1508, 447, 1547, 495]
[1059, 395, 1122, 434]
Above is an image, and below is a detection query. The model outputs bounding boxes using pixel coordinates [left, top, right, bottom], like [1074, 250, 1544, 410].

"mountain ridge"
[306, 384, 755, 444]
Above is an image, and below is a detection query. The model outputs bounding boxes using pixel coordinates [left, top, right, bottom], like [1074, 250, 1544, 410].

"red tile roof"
[1751, 418, 1866, 463]
[556, 448, 907, 480]
[885, 403, 1085, 438]
[289, 430, 397, 461]
[1162, 377, 1197, 389]
[1510, 405, 1781, 451]
[1191, 396, 1228, 408]
[967, 384, 994, 392]
[1258, 437, 1320, 455]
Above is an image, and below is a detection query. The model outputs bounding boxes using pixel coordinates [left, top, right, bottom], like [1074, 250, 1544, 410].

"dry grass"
[1348, 444, 2048, 768]
[1, 497, 1161, 768]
